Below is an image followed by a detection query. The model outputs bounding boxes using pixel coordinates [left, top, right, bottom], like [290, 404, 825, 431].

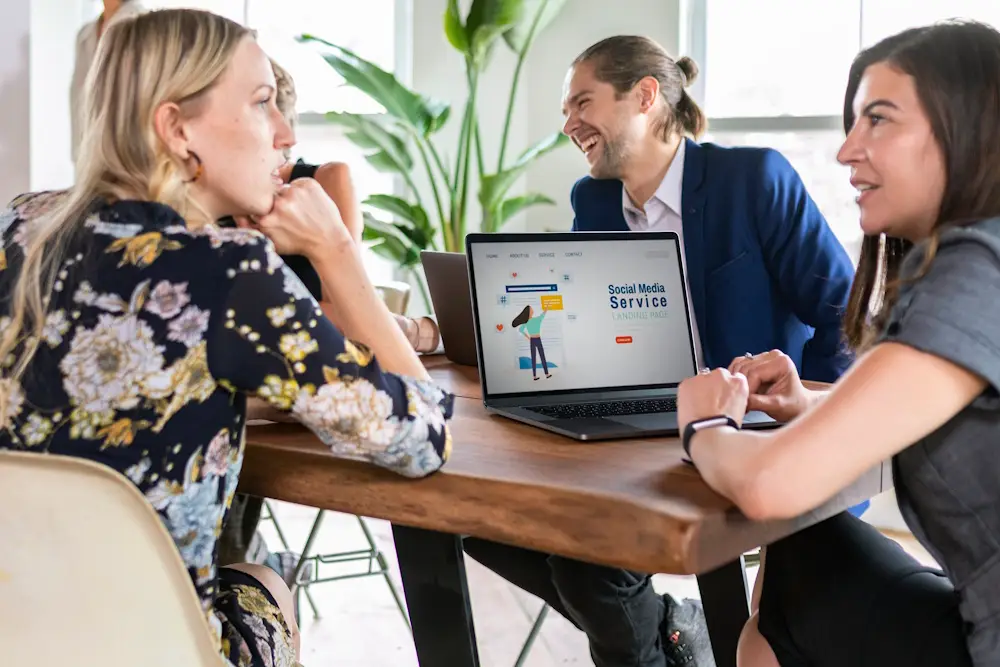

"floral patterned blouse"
[0, 192, 454, 663]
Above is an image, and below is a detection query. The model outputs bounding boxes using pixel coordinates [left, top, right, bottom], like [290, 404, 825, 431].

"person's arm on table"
[687, 238, 1000, 519]
[229, 181, 451, 474]
[684, 343, 983, 520]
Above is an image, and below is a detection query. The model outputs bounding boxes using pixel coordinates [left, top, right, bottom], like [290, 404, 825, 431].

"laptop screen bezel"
[465, 231, 699, 402]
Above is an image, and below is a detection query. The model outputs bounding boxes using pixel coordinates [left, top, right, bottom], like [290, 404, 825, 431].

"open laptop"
[421, 250, 478, 366]
[465, 231, 778, 440]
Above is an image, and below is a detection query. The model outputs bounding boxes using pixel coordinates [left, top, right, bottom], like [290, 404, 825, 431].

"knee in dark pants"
[548, 555, 665, 666]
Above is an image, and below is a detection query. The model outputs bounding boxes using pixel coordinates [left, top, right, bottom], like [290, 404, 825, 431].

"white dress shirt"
[621, 141, 705, 369]
[70, 1, 146, 164]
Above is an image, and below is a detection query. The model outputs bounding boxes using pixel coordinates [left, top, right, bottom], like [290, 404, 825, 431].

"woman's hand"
[277, 162, 363, 245]
[728, 350, 812, 422]
[245, 179, 351, 260]
[677, 368, 749, 431]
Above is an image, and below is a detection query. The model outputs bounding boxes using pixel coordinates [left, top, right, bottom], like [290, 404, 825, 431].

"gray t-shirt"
[878, 217, 1000, 666]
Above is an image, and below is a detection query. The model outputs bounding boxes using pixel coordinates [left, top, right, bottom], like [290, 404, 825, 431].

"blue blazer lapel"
[680, 139, 709, 363]
[608, 183, 629, 231]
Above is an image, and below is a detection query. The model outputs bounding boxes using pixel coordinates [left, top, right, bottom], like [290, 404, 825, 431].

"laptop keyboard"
[530, 397, 677, 419]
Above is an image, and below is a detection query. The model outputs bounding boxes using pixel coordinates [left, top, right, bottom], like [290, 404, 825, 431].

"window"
[91, 0, 399, 284]
[689, 1, 1000, 259]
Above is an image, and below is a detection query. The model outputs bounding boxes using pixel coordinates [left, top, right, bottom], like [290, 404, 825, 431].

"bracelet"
[682, 415, 739, 465]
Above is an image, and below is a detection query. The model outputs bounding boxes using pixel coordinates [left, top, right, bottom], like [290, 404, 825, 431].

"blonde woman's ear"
[152, 101, 191, 160]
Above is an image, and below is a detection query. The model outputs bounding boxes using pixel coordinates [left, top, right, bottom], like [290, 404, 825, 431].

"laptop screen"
[467, 233, 698, 398]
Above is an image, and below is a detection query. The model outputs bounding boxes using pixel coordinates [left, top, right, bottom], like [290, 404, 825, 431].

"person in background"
[218, 58, 441, 580]
[70, 0, 146, 163]
[464, 36, 858, 667]
[681, 20, 1000, 667]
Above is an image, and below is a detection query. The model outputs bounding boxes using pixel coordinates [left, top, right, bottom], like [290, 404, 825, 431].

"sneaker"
[661, 596, 716, 667]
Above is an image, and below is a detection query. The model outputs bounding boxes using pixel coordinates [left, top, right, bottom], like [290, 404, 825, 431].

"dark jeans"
[529, 337, 549, 376]
[218, 493, 264, 566]
[464, 537, 669, 667]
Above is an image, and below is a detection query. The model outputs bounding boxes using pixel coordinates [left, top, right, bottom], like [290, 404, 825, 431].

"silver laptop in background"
[465, 231, 777, 441]
[421, 251, 478, 366]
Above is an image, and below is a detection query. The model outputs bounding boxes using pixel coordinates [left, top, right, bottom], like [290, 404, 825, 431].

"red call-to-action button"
[616, 335, 633, 344]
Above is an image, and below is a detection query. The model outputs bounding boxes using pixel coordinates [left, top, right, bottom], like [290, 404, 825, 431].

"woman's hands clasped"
[678, 349, 815, 433]
[728, 350, 812, 422]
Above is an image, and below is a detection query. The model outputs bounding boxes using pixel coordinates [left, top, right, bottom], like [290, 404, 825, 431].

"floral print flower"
[145, 280, 191, 319]
[281, 265, 313, 303]
[59, 313, 166, 414]
[42, 310, 71, 347]
[20, 413, 53, 447]
[168, 305, 210, 347]
[106, 231, 183, 268]
[0, 378, 24, 429]
[204, 428, 231, 477]
[278, 330, 318, 362]
[266, 304, 296, 328]
[293, 376, 397, 449]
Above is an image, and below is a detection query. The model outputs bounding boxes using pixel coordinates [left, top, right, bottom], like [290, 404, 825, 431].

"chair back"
[374, 280, 411, 315]
[0, 450, 223, 666]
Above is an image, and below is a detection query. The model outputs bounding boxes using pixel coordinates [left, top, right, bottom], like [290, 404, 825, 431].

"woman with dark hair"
[677, 20, 1000, 667]
[513, 304, 551, 379]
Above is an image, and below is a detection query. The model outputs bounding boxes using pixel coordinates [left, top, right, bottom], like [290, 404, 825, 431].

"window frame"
[678, 0, 846, 134]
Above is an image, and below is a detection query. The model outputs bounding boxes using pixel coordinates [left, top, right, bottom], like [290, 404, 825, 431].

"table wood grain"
[240, 356, 886, 575]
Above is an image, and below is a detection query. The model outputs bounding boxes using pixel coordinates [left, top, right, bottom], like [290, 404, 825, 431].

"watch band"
[682, 415, 739, 463]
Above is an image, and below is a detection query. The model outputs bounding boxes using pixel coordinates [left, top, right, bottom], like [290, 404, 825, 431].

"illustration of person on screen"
[512, 303, 552, 380]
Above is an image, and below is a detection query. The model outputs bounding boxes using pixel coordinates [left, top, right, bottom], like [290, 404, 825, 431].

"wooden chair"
[0, 450, 223, 667]
[373, 280, 412, 316]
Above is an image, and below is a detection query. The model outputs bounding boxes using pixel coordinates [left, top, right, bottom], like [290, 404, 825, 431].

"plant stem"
[496, 0, 549, 172]
[473, 117, 485, 182]
[408, 130, 448, 243]
[457, 70, 479, 247]
[426, 142, 452, 192]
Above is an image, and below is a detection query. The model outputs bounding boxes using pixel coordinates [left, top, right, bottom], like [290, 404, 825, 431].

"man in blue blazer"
[464, 36, 859, 667]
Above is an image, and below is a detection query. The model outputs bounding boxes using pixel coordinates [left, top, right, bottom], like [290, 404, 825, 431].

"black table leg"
[696, 556, 750, 667]
[392, 524, 480, 667]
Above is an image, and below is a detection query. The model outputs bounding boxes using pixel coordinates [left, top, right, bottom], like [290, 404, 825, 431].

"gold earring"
[183, 151, 203, 184]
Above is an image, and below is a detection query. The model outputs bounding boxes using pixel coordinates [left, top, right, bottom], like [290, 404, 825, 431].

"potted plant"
[300, 0, 569, 310]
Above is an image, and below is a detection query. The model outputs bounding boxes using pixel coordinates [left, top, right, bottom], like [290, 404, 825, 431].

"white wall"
[30, 0, 85, 194]
[409, 0, 682, 235]
[0, 0, 83, 207]
[0, 0, 32, 207]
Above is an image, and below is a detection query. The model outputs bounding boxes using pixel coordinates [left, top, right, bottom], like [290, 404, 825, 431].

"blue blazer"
[571, 139, 856, 382]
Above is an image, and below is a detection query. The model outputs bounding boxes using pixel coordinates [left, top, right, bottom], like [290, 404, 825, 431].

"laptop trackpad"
[605, 412, 678, 430]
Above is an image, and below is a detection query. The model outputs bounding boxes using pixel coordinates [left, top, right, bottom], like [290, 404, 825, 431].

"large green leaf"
[494, 192, 555, 229]
[444, 0, 469, 53]
[365, 152, 403, 174]
[324, 112, 413, 172]
[502, 0, 568, 54]
[299, 35, 450, 136]
[362, 214, 422, 267]
[364, 195, 431, 233]
[479, 131, 570, 210]
[464, 0, 524, 66]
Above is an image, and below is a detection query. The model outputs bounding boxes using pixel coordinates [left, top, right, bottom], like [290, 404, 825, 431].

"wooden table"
[240, 355, 888, 667]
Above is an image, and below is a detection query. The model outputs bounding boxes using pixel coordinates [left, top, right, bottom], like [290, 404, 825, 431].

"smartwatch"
[682, 415, 739, 465]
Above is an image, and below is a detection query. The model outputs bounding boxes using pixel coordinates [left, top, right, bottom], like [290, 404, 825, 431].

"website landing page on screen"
[469, 238, 697, 396]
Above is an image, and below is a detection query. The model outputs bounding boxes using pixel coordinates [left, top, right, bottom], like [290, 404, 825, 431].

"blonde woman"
[0, 8, 453, 666]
